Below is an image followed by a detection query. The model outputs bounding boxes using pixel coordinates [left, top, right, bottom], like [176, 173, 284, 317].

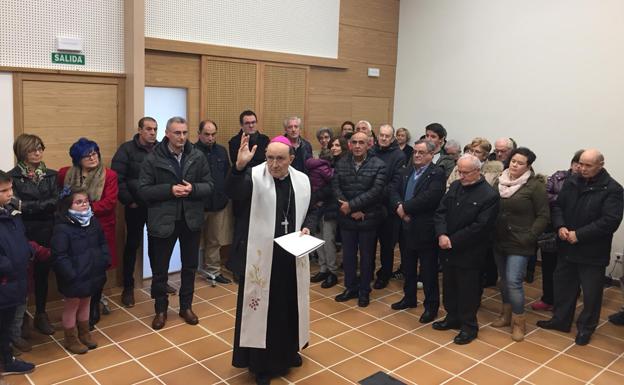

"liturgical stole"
[240, 163, 311, 349]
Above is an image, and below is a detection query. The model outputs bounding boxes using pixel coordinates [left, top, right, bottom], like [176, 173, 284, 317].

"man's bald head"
[350, 131, 370, 158]
[579, 148, 604, 179]
[266, 141, 294, 179]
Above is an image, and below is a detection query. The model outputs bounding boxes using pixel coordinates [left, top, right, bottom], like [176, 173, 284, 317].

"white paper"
[274, 231, 325, 258]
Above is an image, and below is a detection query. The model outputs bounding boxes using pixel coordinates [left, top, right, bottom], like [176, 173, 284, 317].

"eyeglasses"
[413, 150, 431, 156]
[28, 146, 44, 153]
[72, 198, 90, 206]
[243, 120, 257, 126]
[82, 152, 98, 160]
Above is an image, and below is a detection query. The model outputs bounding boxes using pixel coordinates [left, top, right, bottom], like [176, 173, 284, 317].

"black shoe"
[391, 298, 418, 310]
[311, 271, 329, 283]
[432, 318, 461, 331]
[255, 373, 271, 385]
[358, 294, 370, 308]
[1, 357, 35, 375]
[391, 269, 404, 280]
[166, 283, 177, 294]
[89, 302, 101, 328]
[575, 331, 592, 346]
[213, 274, 232, 284]
[419, 310, 438, 324]
[373, 278, 389, 290]
[321, 273, 338, 288]
[608, 310, 624, 326]
[454, 330, 477, 345]
[292, 352, 303, 367]
[121, 288, 135, 308]
[536, 319, 571, 333]
[335, 289, 358, 302]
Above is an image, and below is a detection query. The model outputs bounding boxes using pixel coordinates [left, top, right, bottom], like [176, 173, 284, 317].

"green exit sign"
[51, 52, 85, 65]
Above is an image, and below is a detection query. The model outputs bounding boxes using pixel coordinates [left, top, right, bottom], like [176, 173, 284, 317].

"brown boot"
[77, 321, 97, 349]
[34, 312, 56, 335]
[491, 303, 512, 328]
[511, 313, 526, 342]
[63, 327, 88, 354]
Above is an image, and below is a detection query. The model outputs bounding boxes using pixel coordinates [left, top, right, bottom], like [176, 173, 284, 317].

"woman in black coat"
[51, 187, 110, 354]
[8, 134, 58, 336]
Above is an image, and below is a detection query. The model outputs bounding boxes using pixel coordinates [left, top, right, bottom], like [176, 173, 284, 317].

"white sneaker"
[417, 281, 423, 289]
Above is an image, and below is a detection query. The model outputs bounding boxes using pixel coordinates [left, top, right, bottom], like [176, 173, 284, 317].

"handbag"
[537, 232, 557, 253]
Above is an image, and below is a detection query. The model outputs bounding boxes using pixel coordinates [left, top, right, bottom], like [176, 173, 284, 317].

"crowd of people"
[1, 111, 624, 385]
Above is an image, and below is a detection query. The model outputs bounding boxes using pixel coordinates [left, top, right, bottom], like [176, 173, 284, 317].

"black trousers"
[402, 245, 439, 312]
[540, 250, 558, 305]
[443, 265, 481, 334]
[148, 220, 200, 313]
[481, 247, 498, 288]
[342, 228, 376, 295]
[373, 215, 400, 281]
[33, 259, 52, 314]
[0, 306, 17, 365]
[123, 206, 148, 289]
[552, 258, 604, 333]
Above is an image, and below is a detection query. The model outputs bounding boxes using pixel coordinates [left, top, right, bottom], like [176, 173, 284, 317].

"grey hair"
[414, 139, 436, 153]
[458, 153, 482, 170]
[166, 116, 187, 131]
[283, 116, 302, 129]
[495, 137, 514, 150]
[356, 120, 372, 131]
[445, 139, 461, 152]
[316, 127, 333, 140]
[378, 123, 395, 135]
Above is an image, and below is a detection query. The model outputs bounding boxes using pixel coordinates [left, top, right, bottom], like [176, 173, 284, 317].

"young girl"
[51, 187, 110, 354]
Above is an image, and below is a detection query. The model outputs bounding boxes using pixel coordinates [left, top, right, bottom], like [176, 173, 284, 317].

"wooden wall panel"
[351, 96, 391, 130]
[341, 0, 400, 34]
[338, 25, 398, 66]
[21, 80, 119, 170]
[262, 65, 307, 139]
[307, 94, 352, 137]
[145, 51, 201, 141]
[308, 62, 396, 97]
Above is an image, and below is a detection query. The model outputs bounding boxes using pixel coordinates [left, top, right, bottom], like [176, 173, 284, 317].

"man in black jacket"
[284, 116, 312, 173]
[433, 154, 500, 345]
[390, 140, 445, 324]
[111, 116, 158, 307]
[537, 149, 623, 346]
[195, 120, 231, 285]
[372, 124, 406, 289]
[332, 132, 387, 307]
[139, 116, 213, 330]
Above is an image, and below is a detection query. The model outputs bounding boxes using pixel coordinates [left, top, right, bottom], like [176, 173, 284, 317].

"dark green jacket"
[139, 138, 213, 238]
[494, 173, 550, 256]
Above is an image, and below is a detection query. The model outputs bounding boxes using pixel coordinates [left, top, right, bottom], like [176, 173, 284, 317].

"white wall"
[394, 0, 624, 277]
[0, 73, 14, 171]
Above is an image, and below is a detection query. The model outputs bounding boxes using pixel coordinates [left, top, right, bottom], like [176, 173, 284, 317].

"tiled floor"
[6, 257, 624, 385]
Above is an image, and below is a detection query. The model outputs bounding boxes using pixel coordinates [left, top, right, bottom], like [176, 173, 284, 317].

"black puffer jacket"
[373, 140, 406, 209]
[194, 141, 230, 211]
[332, 153, 387, 230]
[51, 214, 110, 298]
[139, 138, 214, 238]
[552, 169, 623, 266]
[8, 167, 58, 246]
[111, 134, 157, 206]
[434, 177, 500, 268]
[0, 209, 31, 309]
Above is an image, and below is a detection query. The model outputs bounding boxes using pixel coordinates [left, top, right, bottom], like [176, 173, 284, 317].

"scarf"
[498, 169, 531, 198]
[63, 163, 106, 201]
[17, 161, 47, 184]
[68, 207, 93, 227]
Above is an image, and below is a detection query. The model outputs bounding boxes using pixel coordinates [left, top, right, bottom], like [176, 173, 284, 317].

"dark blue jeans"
[341, 228, 376, 296]
[0, 306, 17, 365]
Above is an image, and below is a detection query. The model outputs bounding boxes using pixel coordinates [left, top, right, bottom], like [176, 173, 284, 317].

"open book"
[274, 231, 325, 258]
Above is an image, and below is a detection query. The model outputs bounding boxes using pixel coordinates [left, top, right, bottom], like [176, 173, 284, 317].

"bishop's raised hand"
[236, 133, 258, 171]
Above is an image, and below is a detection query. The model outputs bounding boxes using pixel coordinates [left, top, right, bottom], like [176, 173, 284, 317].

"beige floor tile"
[332, 308, 377, 327]
[99, 319, 153, 342]
[209, 293, 238, 311]
[310, 297, 351, 316]
[281, 355, 324, 382]
[525, 366, 585, 385]
[124, 300, 156, 318]
[217, 328, 235, 346]
[309, 308, 324, 321]
[474, 326, 513, 348]
[382, 311, 421, 332]
[422, 347, 477, 374]
[484, 350, 540, 378]
[159, 363, 220, 385]
[357, 300, 395, 318]
[58, 374, 100, 384]
[461, 363, 518, 385]
[361, 344, 414, 371]
[74, 344, 132, 372]
[607, 356, 624, 373]
[92, 361, 154, 385]
[296, 369, 353, 385]
[118, 332, 172, 358]
[565, 344, 619, 367]
[139, 347, 195, 375]
[504, 340, 558, 363]
[331, 329, 381, 353]
[393, 359, 453, 385]
[26, 357, 86, 385]
[201, 312, 236, 333]
[375, 292, 404, 306]
[194, 285, 233, 301]
[180, 335, 230, 361]
[446, 339, 499, 361]
[94, 307, 135, 328]
[192, 300, 223, 318]
[202, 351, 246, 380]
[547, 354, 603, 382]
[589, 332, 624, 354]
[330, 356, 385, 383]
[388, 332, 440, 357]
[310, 317, 351, 338]
[159, 322, 210, 345]
[412, 325, 457, 345]
[301, 340, 352, 367]
[593, 370, 624, 385]
[525, 328, 574, 351]
[20, 340, 69, 365]
[359, 320, 406, 341]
